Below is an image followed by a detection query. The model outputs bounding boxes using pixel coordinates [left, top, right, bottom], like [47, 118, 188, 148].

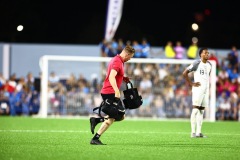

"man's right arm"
[182, 69, 201, 87]
[182, 69, 192, 86]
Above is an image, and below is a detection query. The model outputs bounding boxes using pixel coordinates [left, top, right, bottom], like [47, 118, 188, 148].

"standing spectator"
[105, 42, 116, 57]
[99, 39, 108, 57]
[187, 42, 198, 59]
[174, 41, 186, 59]
[117, 38, 125, 54]
[141, 39, 150, 58]
[25, 72, 35, 92]
[132, 40, 142, 58]
[228, 46, 238, 70]
[164, 41, 175, 58]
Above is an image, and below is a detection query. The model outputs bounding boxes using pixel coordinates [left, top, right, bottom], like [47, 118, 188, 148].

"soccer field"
[0, 117, 239, 160]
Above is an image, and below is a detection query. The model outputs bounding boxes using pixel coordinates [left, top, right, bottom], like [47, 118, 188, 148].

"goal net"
[38, 55, 216, 121]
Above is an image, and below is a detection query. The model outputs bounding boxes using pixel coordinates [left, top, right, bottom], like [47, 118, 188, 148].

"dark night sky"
[0, 0, 240, 49]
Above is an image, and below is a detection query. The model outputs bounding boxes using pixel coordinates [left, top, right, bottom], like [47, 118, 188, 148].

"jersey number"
[200, 69, 204, 75]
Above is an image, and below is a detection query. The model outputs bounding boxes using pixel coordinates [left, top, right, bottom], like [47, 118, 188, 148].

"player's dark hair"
[199, 48, 208, 57]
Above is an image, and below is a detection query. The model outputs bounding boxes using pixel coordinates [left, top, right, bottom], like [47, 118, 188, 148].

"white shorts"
[192, 86, 209, 107]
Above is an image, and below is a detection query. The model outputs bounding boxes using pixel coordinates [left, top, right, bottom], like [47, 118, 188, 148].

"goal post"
[38, 55, 216, 122]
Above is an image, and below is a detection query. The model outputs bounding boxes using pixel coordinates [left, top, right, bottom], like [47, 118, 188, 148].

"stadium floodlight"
[38, 55, 216, 122]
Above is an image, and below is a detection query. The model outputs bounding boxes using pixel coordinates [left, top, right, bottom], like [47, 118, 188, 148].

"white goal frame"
[38, 55, 216, 121]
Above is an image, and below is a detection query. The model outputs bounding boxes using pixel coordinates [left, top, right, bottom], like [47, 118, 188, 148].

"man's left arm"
[109, 69, 120, 98]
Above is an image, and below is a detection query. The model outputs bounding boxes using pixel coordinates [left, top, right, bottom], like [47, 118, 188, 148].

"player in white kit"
[183, 48, 212, 138]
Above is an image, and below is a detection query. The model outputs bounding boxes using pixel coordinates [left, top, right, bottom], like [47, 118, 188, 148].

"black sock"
[95, 117, 104, 123]
[93, 133, 101, 140]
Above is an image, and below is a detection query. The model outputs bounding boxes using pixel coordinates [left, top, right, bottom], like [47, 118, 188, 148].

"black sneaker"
[196, 133, 207, 138]
[90, 117, 97, 134]
[90, 139, 106, 145]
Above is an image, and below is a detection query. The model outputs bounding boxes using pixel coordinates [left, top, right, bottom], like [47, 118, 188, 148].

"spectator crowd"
[0, 38, 239, 121]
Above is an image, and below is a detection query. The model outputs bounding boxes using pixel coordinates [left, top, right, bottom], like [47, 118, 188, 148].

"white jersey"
[187, 59, 212, 107]
[187, 59, 212, 90]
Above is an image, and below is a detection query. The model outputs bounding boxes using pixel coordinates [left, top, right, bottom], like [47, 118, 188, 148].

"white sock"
[190, 108, 199, 133]
[196, 110, 204, 135]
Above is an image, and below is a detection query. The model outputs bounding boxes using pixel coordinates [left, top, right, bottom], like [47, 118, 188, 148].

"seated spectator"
[217, 91, 231, 120]
[49, 71, 60, 88]
[16, 76, 27, 92]
[229, 92, 238, 120]
[0, 73, 6, 88]
[0, 91, 10, 115]
[218, 69, 229, 81]
[229, 68, 238, 82]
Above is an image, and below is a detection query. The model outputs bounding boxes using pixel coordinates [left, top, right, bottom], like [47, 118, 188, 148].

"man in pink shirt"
[90, 45, 135, 145]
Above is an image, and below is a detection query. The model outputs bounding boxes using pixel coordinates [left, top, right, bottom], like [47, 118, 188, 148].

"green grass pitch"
[0, 116, 239, 160]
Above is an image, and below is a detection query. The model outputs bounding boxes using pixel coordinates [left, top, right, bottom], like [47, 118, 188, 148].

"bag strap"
[125, 81, 133, 89]
[93, 101, 105, 118]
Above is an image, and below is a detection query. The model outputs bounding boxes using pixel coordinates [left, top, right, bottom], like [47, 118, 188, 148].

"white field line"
[0, 130, 240, 136]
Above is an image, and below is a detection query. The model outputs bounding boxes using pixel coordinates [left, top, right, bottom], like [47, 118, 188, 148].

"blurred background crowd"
[0, 39, 239, 121]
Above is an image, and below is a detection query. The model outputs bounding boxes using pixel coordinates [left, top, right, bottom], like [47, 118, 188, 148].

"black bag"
[123, 81, 143, 109]
[93, 99, 125, 121]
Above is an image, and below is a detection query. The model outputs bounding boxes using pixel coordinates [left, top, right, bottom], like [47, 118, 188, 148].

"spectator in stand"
[139, 74, 152, 93]
[25, 72, 35, 92]
[217, 91, 231, 120]
[227, 46, 238, 70]
[218, 68, 229, 81]
[208, 50, 219, 65]
[117, 38, 125, 54]
[229, 92, 238, 120]
[164, 41, 175, 58]
[111, 39, 118, 55]
[105, 42, 116, 57]
[141, 39, 150, 58]
[229, 68, 238, 82]
[221, 46, 238, 77]
[9, 89, 22, 116]
[3, 74, 17, 94]
[99, 39, 108, 57]
[187, 42, 198, 59]
[65, 73, 77, 91]
[208, 50, 220, 73]
[0, 73, 6, 89]
[16, 76, 27, 92]
[132, 40, 142, 58]
[49, 71, 60, 88]
[222, 78, 231, 97]
[1, 80, 15, 94]
[0, 91, 10, 115]
[174, 41, 186, 59]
